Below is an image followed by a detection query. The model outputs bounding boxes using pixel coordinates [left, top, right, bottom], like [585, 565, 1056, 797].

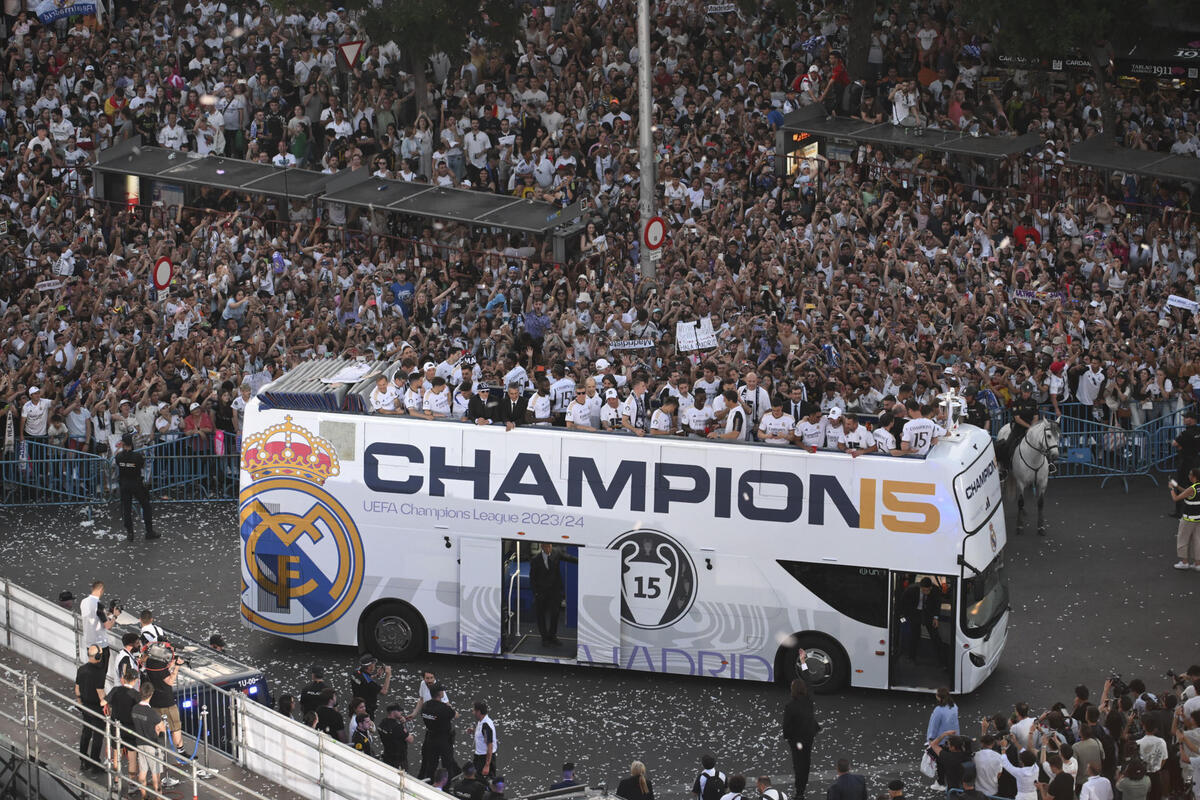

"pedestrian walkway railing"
[0, 577, 451, 800]
[0, 441, 108, 509]
[0, 661, 276, 800]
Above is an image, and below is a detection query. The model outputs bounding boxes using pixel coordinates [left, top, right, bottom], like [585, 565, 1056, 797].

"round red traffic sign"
[153, 257, 173, 290]
[643, 216, 667, 250]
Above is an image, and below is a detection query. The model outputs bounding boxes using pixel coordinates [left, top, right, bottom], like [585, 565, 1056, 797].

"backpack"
[700, 771, 726, 800]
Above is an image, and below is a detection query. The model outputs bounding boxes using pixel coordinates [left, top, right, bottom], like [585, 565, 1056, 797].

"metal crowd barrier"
[0, 441, 108, 509]
[139, 435, 240, 502]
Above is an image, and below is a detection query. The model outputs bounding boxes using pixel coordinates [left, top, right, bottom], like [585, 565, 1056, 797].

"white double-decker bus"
[238, 389, 1007, 693]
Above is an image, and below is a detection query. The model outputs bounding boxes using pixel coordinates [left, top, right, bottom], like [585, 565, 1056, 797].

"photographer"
[145, 644, 186, 759]
[350, 653, 392, 719]
[79, 580, 117, 672]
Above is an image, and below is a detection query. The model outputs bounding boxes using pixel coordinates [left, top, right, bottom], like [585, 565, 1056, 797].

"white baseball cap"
[828, 407, 843, 420]
[605, 388, 618, 399]
[189, 402, 200, 411]
[28, 386, 39, 395]
[422, 361, 436, 371]
[596, 358, 611, 370]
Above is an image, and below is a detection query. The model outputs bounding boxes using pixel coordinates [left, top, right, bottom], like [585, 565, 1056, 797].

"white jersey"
[79, 594, 107, 648]
[452, 391, 472, 419]
[725, 405, 751, 441]
[21, 398, 52, 436]
[649, 408, 675, 434]
[620, 393, 648, 431]
[550, 377, 576, 413]
[900, 417, 944, 455]
[758, 413, 796, 442]
[403, 387, 424, 413]
[694, 377, 721, 406]
[682, 404, 714, 435]
[566, 401, 593, 428]
[874, 427, 897, 454]
[599, 403, 622, 429]
[794, 419, 825, 448]
[370, 385, 399, 412]
[739, 386, 770, 425]
[423, 389, 451, 417]
[502, 365, 531, 393]
[583, 393, 604, 428]
[1075, 368, 1104, 406]
[823, 423, 846, 450]
[473, 714, 499, 756]
[529, 393, 552, 425]
[841, 425, 874, 451]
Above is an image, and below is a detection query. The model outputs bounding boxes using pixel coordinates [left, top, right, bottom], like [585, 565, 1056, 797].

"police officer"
[1005, 382, 1040, 469]
[451, 764, 487, 800]
[419, 683, 459, 781]
[116, 433, 156, 540]
[1171, 409, 1200, 517]
[963, 387, 991, 433]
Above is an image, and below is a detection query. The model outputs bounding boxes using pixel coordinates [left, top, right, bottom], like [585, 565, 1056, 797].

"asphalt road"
[0, 479, 1196, 799]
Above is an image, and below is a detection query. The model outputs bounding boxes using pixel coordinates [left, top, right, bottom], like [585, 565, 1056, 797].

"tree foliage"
[275, 0, 521, 77]
[954, 0, 1145, 64]
[356, 0, 522, 65]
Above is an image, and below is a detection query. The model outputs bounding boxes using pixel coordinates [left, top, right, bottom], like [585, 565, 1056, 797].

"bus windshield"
[961, 556, 1008, 636]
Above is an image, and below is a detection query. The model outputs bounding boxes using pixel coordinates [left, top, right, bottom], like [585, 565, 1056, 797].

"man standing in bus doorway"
[530, 543, 576, 646]
[782, 651, 820, 800]
[899, 578, 947, 665]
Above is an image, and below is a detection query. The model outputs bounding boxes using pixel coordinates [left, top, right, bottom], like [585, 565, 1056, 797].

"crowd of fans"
[909, 669, 1200, 800]
[2, 0, 1200, 467]
[278, 658, 1200, 800]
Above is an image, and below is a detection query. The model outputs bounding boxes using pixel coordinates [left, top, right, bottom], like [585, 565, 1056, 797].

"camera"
[106, 599, 123, 618]
[1109, 672, 1128, 697]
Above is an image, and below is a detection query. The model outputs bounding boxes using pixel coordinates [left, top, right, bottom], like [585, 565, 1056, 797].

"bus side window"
[776, 562, 889, 628]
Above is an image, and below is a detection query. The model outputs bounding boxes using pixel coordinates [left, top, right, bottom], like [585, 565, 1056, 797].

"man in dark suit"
[826, 759, 866, 800]
[528, 543, 575, 645]
[468, 385, 499, 425]
[782, 659, 820, 799]
[496, 383, 528, 431]
[898, 577, 945, 663]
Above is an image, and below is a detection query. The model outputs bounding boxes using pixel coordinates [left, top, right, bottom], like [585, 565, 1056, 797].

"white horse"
[997, 418, 1060, 535]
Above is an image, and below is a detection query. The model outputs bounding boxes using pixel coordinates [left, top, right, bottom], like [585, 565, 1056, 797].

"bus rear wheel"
[782, 633, 848, 694]
[361, 603, 426, 662]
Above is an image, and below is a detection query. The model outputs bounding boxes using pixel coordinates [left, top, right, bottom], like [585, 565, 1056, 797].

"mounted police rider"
[1001, 381, 1040, 474]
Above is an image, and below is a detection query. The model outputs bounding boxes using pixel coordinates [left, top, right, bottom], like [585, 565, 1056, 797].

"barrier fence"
[0, 576, 457, 800]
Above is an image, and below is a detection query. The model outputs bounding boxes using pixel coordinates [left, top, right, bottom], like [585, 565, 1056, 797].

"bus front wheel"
[361, 602, 426, 662]
[781, 633, 848, 694]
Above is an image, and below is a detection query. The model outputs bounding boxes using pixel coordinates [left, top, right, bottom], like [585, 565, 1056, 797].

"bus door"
[576, 547, 621, 665]
[889, 572, 956, 690]
[459, 537, 502, 655]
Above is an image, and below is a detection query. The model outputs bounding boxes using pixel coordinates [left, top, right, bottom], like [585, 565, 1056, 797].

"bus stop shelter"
[92, 137, 332, 207]
[92, 137, 586, 259]
[776, 105, 1042, 179]
[1067, 136, 1200, 185]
